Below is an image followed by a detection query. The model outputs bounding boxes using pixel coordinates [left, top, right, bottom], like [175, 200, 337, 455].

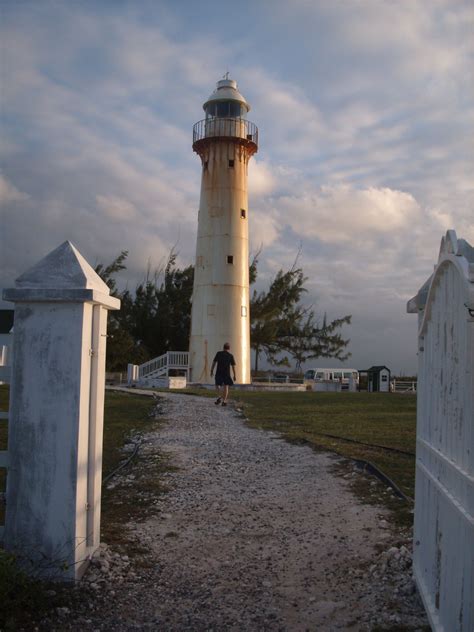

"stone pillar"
[3, 241, 120, 580]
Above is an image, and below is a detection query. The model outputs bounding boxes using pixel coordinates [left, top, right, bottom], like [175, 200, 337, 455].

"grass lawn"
[100, 390, 174, 548]
[102, 389, 156, 479]
[183, 388, 417, 520]
[238, 391, 416, 495]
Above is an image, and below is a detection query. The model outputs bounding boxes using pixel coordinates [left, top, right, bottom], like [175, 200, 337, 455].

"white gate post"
[407, 230, 474, 632]
[2, 241, 120, 580]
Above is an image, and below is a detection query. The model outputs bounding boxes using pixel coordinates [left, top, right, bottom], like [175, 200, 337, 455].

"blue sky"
[1, 0, 473, 373]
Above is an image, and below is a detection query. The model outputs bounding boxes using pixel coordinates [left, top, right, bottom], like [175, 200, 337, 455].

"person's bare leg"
[222, 384, 229, 403]
[215, 384, 222, 404]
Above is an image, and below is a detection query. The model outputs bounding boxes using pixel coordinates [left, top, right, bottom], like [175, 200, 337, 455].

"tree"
[95, 251, 146, 371]
[250, 254, 351, 372]
[250, 265, 308, 371]
[278, 311, 352, 373]
[95, 250, 128, 295]
[97, 246, 351, 374]
[95, 250, 193, 370]
[151, 253, 194, 355]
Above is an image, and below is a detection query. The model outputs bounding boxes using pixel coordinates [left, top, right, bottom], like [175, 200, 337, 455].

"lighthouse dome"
[203, 76, 250, 119]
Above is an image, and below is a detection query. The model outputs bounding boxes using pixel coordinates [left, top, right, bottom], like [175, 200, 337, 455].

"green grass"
[0, 549, 56, 632]
[102, 390, 156, 478]
[181, 388, 417, 523]
[238, 392, 416, 493]
[100, 390, 174, 550]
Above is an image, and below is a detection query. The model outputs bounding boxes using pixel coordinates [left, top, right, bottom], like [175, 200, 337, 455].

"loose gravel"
[43, 392, 428, 631]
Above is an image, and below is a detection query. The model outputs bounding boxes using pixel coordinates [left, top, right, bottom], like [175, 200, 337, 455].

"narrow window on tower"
[203, 161, 208, 170]
[207, 304, 216, 316]
[228, 159, 234, 168]
[227, 255, 234, 265]
[240, 209, 246, 219]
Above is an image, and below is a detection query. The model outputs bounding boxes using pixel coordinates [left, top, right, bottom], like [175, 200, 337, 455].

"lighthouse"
[189, 76, 258, 384]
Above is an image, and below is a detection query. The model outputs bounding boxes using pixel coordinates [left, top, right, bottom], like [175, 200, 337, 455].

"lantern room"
[203, 77, 250, 119]
[193, 75, 258, 155]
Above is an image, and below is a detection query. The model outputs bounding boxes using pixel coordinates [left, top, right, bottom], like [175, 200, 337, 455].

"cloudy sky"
[1, 0, 473, 374]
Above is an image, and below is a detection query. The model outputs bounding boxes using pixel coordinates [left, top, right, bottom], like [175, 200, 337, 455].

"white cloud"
[249, 209, 279, 251]
[243, 68, 328, 158]
[96, 195, 137, 220]
[275, 185, 422, 244]
[248, 159, 277, 197]
[0, 175, 29, 206]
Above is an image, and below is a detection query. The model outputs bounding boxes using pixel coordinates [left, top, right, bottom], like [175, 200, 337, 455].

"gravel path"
[47, 392, 428, 631]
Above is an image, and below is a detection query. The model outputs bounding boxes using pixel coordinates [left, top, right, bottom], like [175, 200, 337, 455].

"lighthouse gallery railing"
[193, 118, 258, 146]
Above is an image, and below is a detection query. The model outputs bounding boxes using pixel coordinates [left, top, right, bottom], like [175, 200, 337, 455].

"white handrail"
[138, 351, 189, 378]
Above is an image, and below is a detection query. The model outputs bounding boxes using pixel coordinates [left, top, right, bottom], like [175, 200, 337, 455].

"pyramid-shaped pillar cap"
[3, 241, 120, 309]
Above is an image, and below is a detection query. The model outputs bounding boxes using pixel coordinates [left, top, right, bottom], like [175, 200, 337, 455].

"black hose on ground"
[351, 458, 413, 503]
[102, 440, 142, 486]
[316, 432, 416, 457]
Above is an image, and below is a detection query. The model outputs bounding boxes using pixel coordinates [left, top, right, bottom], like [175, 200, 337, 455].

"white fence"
[391, 380, 417, 393]
[407, 230, 473, 632]
[133, 351, 189, 383]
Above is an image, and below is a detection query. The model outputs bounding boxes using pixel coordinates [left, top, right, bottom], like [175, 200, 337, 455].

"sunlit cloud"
[1, 0, 472, 374]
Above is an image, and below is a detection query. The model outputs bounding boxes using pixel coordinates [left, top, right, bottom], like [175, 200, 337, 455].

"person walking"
[210, 342, 237, 406]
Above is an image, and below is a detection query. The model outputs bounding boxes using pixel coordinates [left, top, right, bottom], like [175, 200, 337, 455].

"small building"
[366, 365, 391, 392]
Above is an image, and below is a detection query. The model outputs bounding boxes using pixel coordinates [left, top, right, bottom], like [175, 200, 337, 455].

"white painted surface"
[391, 380, 417, 393]
[408, 230, 474, 632]
[146, 376, 188, 389]
[2, 241, 119, 580]
[312, 381, 342, 392]
[378, 368, 390, 392]
[127, 363, 139, 384]
[0, 333, 12, 384]
[203, 78, 250, 112]
[138, 351, 189, 381]
[189, 78, 257, 385]
[304, 368, 359, 386]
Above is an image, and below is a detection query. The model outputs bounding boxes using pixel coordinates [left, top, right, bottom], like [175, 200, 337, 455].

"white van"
[304, 368, 359, 389]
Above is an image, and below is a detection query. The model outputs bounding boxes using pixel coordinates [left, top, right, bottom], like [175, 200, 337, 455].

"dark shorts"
[215, 374, 234, 386]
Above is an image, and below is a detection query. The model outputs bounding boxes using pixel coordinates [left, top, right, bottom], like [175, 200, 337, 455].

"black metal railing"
[193, 118, 258, 146]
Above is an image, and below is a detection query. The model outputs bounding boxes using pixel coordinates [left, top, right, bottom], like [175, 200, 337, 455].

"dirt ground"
[40, 392, 429, 632]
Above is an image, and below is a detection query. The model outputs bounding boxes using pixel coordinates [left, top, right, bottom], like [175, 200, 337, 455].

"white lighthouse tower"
[189, 76, 258, 384]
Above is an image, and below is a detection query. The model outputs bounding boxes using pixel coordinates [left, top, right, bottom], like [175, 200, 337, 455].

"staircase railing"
[138, 351, 189, 379]
[138, 353, 167, 378]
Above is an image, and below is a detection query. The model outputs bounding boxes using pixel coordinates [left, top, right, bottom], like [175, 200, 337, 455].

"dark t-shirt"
[213, 350, 236, 378]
